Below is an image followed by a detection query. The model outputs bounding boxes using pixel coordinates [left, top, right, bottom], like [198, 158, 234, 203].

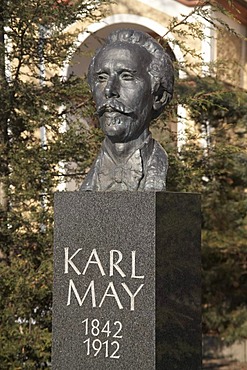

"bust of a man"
[81, 29, 174, 191]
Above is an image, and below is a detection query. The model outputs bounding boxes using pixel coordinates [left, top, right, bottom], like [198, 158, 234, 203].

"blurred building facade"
[62, 0, 247, 87]
[58, 0, 247, 192]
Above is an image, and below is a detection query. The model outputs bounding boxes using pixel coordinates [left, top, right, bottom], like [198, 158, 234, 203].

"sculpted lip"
[104, 110, 121, 117]
[96, 100, 135, 117]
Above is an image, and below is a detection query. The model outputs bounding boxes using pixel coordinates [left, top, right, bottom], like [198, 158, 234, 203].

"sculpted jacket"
[80, 135, 168, 191]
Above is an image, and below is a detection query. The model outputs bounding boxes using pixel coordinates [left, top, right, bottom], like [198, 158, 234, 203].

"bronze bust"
[81, 29, 174, 191]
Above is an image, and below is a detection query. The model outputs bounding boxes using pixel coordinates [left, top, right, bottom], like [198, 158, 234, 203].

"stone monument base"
[52, 192, 201, 370]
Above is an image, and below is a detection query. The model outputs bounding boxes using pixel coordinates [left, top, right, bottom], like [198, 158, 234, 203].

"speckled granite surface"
[52, 192, 201, 370]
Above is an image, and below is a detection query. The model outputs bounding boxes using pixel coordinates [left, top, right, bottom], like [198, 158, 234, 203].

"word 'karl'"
[64, 248, 144, 279]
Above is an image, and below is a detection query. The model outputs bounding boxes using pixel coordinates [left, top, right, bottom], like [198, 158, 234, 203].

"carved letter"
[67, 279, 96, 307]
[82, 249, 106, 276]
[110, 250, 126, 277]
[131, 251, 144, 279]
[99, 282, 123, 310]
[64, 247, 82, 275]
[121, 283, 144, 311]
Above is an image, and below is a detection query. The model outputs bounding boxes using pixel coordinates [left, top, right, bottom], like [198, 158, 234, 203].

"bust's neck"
[104, 129, 150, 162]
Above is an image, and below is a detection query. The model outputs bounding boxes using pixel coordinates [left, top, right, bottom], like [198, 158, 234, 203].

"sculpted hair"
[88, 29, 174, 104]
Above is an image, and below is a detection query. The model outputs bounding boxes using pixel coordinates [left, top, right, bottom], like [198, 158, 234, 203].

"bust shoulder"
[141, 140, 168, 191]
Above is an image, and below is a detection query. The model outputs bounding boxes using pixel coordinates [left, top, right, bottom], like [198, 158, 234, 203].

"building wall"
[62, 0, 247, 95]
[62, 0, 204, 77]
[214, 9, 247, 88]
[60, 0, 247, 192]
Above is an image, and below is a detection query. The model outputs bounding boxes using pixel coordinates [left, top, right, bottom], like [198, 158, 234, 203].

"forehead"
[93, 42, 152, 71]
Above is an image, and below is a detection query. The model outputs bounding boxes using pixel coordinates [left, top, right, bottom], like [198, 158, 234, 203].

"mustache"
[96, 99, 135, 117]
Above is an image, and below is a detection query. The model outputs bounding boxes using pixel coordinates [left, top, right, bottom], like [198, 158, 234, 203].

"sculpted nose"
[105, 77, 120, 98]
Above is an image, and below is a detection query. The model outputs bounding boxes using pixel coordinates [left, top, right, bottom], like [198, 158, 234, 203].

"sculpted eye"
[97, 73, 108, 82]
[121, 72, 134, 80]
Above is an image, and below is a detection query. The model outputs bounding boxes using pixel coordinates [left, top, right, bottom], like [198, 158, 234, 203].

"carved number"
[110, 341, 120, 359]
[83, 338, 120, 358]
[113, 321, 122, 338]
[82, 318, 122, 338]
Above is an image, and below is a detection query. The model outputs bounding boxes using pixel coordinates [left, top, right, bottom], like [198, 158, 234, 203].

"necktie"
[97, 149, 143, 191]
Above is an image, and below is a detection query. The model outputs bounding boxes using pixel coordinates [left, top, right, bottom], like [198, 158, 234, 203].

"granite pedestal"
[52, 192, 201, 370]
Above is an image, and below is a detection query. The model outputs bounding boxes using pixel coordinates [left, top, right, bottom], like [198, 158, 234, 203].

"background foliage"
[0, 0, 246, 368]
[165, 77, 247, 344]
[0, 0, 107, 368]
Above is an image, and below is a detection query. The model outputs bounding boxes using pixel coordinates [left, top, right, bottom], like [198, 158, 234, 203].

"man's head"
[88, 29, 174, 143]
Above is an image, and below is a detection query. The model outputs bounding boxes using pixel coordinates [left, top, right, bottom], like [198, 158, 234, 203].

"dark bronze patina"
[81, 29, 174, 191]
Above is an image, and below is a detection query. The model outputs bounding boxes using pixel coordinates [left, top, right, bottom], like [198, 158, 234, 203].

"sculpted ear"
[153, 91, 171, 111]
[151, 90, 172, 120]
